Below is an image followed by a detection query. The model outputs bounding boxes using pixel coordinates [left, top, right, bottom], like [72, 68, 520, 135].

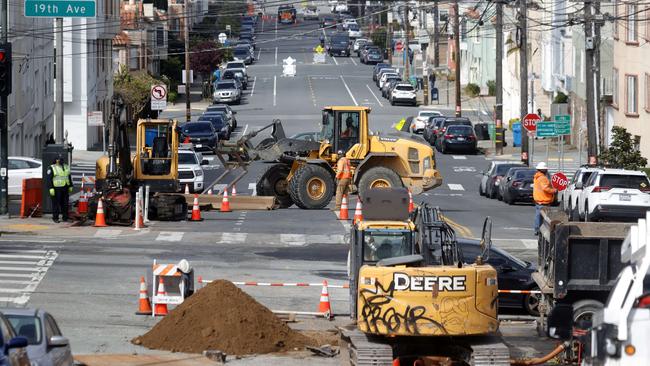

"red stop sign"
[551, 172, 569, 191]
[395, 41, 403, 52]
[522, 113, 541, 132]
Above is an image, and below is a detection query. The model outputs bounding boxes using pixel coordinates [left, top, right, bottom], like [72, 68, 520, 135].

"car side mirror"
[507, 177, 512, 181]
[5, 336, 28, 354]
[546, 303, 574, 340]
[48, 335, 69, 347]
[575, 182, 583, 189]
[201, 159, 209, 165]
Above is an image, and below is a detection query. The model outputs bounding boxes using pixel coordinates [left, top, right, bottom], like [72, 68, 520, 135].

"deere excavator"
[246, 106, 443, 209]
[90, 94, 187, 224]
[341, 188, 511, 365]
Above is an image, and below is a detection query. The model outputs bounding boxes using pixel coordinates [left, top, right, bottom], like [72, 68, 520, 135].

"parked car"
[342, 18, 357, 29]
[328, 32, 351, 56]
[479, 161, 526, 198]
[303, 6, 319, 20]
[225, 61, 247, 75]
[372, 63, 391, 81]
[499, 168, 536, 204]
[434, 117, 473, 150]
[222, 69, 247, 90]
[177, 147, 207, 193]
[199, 113, 231, 140]
[238, 34, 256, 49]
[423, 117, 446, 145]
[235, 40, 254, 55]
[290, 131, 321, 141]
[577, 169, 650, 222]
[435, 125, 477, 154]
[3, 309, 72, 366]
[206, 104, 237, 129]
[361, 46, 380, 63]
[180, 122, 218, 153]
[213, 80, 242, 104]
[233, 46, 253, 65]
[561, 166, 601, 220]
[378, 72, 399, 89]
[353, 38, 368, 54]
[8, 157, 42, 196]
[347, 23, 363, 38]
[459, 239, 540, 316]
[0, 311, 29, 366]
[381, 77, 402, 98]
[375, 67, 397, 87]
[362, 48, 383, 64]
[389, 83, 417, 106]
[412, 110, 443, 134]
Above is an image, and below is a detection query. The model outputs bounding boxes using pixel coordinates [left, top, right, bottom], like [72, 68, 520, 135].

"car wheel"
[572, 299, 604, 329]
[390, 98, 395, 106]
[506, 194, 514, 205]
[441, 143, 447, 154]
[583, 201, 590, 222]
[497, 191, 503, 201]
[570, 205, 579, 221]
[489, 186, 497, 199]
[524, 290, 541, 316]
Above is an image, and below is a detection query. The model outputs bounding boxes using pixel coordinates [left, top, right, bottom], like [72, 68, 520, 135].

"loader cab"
[320, 106, 370, 160]
[134, 119, 180, 192]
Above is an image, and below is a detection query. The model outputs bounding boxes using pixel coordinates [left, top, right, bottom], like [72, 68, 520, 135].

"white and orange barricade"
[151, 259, 192, 316]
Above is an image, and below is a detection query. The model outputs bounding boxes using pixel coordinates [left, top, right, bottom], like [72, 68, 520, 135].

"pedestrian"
[47, 154, 73, 223]
[533, 162, 556, 235]
[334, 151, 352, 211]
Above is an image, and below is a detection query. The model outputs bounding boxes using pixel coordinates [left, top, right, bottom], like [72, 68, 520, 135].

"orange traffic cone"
[339, 195, 349, 220]
[231, 185, 237, 197]
[135, 201, 146, 229]
[94, 198, 108, 227]
[154, 278, 168, 316]
[220, 189, 231, 212]
[318, 280, 332, 320]
[353, 197, 363, 225]
[184, 184, 190, 194]
[136, 276, 152, 315]
[408, 189, 414, 213]
[78, 190, 88, 214]
[190, 194, 202, 221]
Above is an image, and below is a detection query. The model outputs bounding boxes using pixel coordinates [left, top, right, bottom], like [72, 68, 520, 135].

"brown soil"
[132, 280, 319, 355]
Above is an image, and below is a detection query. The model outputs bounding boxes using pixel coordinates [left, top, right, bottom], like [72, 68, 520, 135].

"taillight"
[592, 186, 611, 193]
[641, 188, 650, 193]
[634, 293, 650, 308]
[512, 180, 523, 188]
[444, 134, 454, 139]
[432, 129, 438, 134]
[467, 135, 476, 140]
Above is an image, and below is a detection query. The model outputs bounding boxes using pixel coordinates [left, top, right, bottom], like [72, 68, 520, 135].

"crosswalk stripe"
[0, 249, 57, 306]
[452, 155, 467, 160]
[218, 232, 248, 244]
[280, 234, 306, 246]
[94, 229, 122, 238]
[156, 231, 184, 242]
[447, 184, 465, 191]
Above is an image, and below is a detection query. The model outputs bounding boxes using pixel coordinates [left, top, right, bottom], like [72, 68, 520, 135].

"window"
[7, 315, 43, 345]
[129, 47, 139, 70]
[626, 74, 638, 115]
[363, 231, 411, 262]
[646, 73, 650, 112]
[613, 68, 619, 107]
[627, 4, 638, 43]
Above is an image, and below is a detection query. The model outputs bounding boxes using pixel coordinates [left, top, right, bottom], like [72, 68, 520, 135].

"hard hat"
[535, 162, 548, 170]
[177, 259, 191, 274]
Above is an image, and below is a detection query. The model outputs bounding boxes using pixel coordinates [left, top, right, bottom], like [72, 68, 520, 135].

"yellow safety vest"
[51, 164, 70, 188]
[395, 118, 406, 131]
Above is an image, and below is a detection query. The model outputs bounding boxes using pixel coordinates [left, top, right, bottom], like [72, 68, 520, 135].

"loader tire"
[357, 166, 402, 200]
[257, 164, 293, 208]
[288, 164, 335, 209]
[151, 194, 187, 221]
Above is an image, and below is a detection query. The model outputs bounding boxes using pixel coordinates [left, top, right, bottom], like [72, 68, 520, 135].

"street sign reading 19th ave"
[25, 0, 96, 17]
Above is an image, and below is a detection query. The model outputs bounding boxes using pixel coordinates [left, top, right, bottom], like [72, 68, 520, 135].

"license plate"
[196, 144, 202, 148]
[457, 137, 465, 141]
[619, 194, 631, 201]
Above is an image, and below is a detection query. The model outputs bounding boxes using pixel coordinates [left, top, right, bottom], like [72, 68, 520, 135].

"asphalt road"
[4, 6, 547, 362]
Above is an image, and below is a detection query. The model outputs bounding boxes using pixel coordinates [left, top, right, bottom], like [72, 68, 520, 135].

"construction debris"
[132, 280, 318, 355]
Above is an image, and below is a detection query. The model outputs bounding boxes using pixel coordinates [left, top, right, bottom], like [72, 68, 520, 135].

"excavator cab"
[134, 119, 180, 192]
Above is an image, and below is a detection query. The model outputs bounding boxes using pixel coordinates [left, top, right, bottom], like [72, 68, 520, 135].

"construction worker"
[47, 154, 73, 223]
[334, 150, 352, 211]
[341, 115, 357, 138]
[533, 162, 556, 236]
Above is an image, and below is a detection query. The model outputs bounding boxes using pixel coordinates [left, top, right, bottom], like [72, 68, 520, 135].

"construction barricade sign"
[151, 261, 186, 315]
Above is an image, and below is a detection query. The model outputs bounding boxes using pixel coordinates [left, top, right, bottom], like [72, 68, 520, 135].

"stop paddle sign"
[551, 172, 569, 191]
[522, 113, 541, 132]
[395, 41, 403, 52]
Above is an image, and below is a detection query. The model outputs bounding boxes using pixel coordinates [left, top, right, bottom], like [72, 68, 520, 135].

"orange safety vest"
[533, 171, 556, 205]
[336, 158, 352, 180]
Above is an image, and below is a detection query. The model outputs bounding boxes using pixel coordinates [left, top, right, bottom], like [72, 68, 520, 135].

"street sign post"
[218, 33, 227, 44]
[151, 84, 167, 111]
[522, 113, 540, 132]
[551, 172, 569, 191]
[536, 121, 557, 138]
[25, 0, 96, 17]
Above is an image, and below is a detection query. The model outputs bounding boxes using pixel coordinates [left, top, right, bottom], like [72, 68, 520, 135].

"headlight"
[194, 169, 203, 176]
[423, 157, 431, 169]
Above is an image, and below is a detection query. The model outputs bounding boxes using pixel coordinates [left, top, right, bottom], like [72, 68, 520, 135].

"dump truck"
[341, 188, 510, 365]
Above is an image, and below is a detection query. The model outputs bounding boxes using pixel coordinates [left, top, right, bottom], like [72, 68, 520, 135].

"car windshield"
[178, 152, 198, 165]
[217, 82, 235, 89]
[331, 35, 349, 45]
[348, 24, 359, 31]
[514, 169, 536, 179]
[200, 115, 224, 124]
[209, 106, 227, 113]
[6, 315, 42, 345]
[234, 49, 249, 57]
[395, 85, 414, 91]
[182, 123, 212, 134]
[447, 126, 473, 134]
[363, 230, 412, 262]
[227, 62, 245, 69]
[419, 111, 439, 118]
[600, 174, 650, 189]
[496, 164, 525, 175]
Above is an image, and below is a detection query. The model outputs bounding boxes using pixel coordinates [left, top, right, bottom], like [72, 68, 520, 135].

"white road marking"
[93, 229, 122, 238]
[274, 47, 278, 66]
[366, 84, 384, 107]
[350, 57, 357, 66]
[0, 260, 39, 266]
[257, 48, 261, 61]
[503, 227, 534, 231]
[156, 231, 184, 242]
[248, 182, 257, 196]
[218, 232, 248, 244]
[332, 56, 339, 66]
[521, 239, 538, 249]
[250, 76, 257, 96]
[0, 254, 47, 260]
[280, 234, 307, 246]
[340, 75, 358, 106]
[0, 249, 57, 305]
[447, 184, 465, 191]
[452, 166, 476, 172]
[273, 75, 277, 106]
[452, 155, 467, 160]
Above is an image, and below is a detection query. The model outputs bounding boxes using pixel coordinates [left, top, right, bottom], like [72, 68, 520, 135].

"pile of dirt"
[132, 280, 319, 355]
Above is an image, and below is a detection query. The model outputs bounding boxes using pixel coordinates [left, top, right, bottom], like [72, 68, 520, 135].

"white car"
[412, 110, 443, 133]
[347, 24, 363, 38]
[379, 72, 398, 89]
[178, 148, 206, 193]
[342, 19, 357, 30]
[225, 61, 248, 78]
[352, 38, 368, 53]
[8, 156, 42, 195]
[389, 83, 417, 106]
[561, 166, 601, 220]
[577, 169, 650, 222]
[334, 3, 348, 12]
[303, 6, 319, 20]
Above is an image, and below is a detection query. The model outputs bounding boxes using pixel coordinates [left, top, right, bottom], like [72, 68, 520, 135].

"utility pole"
[453, 0, 461, 117]
[519, 0, 529, 165]
[184, 8, 191, 123]
[584, 1, 600, 163]
[495, 0, 504, 155]
[433, 0, 439, 68]
[0, 0, 8, 215]
[55, 18, 63, 143]
[404, 2, 410, 81]
[387, 23, 392, 63]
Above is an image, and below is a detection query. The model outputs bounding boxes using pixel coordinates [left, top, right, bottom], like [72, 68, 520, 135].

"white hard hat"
[535, 162, 548, 170]
[177, 259, 191, 274]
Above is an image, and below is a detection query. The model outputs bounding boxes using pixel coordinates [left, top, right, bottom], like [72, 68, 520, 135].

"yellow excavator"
[342, 188, 510, 365]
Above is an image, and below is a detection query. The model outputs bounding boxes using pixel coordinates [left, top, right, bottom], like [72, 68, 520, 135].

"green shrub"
[553, 91, 569, 104]
[486, 80, 496, 96]
[464, 83, 480, 97]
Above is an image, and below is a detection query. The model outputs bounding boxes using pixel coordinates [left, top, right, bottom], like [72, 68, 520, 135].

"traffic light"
[0, 43, 12, 97]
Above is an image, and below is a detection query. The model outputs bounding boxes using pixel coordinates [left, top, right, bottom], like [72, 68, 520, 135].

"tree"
[598, 126, 648, 169]
[371, 27, 387, 50]
[189, 40, 224, 80]
[113, 65, 164, 120]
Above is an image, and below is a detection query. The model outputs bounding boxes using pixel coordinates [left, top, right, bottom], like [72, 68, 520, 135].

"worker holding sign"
[533, 162, 557, 236]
